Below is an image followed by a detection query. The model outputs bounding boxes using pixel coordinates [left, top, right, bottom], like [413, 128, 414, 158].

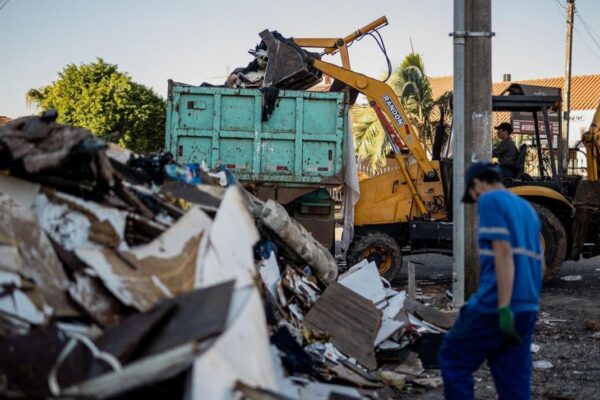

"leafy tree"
[393, 53, 434, 148]
[26, 58, 165, 154]
[351, 53, 452, 171]
[351, 105, 390, 170]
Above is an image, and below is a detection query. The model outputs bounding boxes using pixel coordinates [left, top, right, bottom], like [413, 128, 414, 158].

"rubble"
[0, 114, 450, 398]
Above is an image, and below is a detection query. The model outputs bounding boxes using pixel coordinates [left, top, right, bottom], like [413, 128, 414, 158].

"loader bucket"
[259, 30, 322, 90]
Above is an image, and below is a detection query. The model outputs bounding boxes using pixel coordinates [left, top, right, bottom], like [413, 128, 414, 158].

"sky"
[1, 0, 599, 118]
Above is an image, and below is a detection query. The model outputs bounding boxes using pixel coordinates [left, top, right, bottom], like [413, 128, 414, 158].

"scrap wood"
[281, 266, 320, 307]
[393, 351, 425, 377]
[0, 270, 48, 325]
[328, 364, 383, 388]
[92, 301, 176, 370]
[411, 376, 443, 389]
[0, 174, 41, 208]
[134, 280, 234, 359]
[160, 180, 221, 211]
[304, 283, 382, 370]
[0, 244, 23, 273]
[68, 273, 133, 327]
[0, 193, 76, 317]
[376, 370, 406, 391]
[83, 280, 233, 383]
[36, 190, 127, 250]
[76, 206, 211, 311]
[404, 297, 456, 330]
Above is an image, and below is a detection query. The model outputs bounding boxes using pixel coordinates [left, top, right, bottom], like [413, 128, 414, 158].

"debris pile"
[0, 114, 451, 398]
[223, 31, 322, 90]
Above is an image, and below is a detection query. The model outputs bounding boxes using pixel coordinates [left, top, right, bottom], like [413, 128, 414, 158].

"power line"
[575, 8, 600, 39]
[576, 12, 600, 51]
[554, 1, 600, 64]
[554, 0, 567, 10]
[0, 0, 10, 12]
[575, 27, 600, 63]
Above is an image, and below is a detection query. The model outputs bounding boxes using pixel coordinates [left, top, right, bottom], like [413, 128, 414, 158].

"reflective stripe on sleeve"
[479, 226, 510, 235]
[478, 247, 543, 261]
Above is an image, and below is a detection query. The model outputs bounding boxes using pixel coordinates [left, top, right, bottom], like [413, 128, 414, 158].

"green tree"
[351, 105, 390, 170]
[351, 53, 452, 171]
[26, 58, 165, 154]
[393, 53, 434, 147]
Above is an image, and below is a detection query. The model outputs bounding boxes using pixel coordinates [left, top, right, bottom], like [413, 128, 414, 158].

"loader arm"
[260, 17, 439, 217]
[310, 59, 436, 180]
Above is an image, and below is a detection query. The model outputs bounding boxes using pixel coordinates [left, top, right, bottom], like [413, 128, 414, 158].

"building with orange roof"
[429, 74, 600, 145]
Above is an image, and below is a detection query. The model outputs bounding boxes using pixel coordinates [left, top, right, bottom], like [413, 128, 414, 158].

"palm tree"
[392, 53, 436, 150]
[351, 52, 441, 171]
[351, 105, 390, 170]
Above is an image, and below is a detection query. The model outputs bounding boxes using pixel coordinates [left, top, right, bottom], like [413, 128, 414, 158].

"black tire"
[346, 231, 402, 281]
[530, 203, 567, 281]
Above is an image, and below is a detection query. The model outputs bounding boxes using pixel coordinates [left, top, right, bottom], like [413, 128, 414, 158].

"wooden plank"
[137, 280, 234, 358]
[407, 262, 416, 299]
[404, 297, 456, 330]
[304, 283, 382, 370]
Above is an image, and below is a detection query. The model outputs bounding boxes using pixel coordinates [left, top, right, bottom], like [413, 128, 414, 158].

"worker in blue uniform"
[439, 162, 545, 400]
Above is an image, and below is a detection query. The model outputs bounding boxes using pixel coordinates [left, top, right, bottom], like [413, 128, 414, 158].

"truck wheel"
[531, 204, 567, 281]
[346, 232, 402, 281]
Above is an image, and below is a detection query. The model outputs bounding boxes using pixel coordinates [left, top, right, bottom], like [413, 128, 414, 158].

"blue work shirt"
[467, 189, 543, 313]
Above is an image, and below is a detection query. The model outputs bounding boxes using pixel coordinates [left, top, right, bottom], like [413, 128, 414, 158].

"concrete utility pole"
[452, 0, 494, 306]
[562, 0, 575, 175]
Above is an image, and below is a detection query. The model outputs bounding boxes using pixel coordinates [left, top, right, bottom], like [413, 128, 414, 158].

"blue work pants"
[439, 305, 537, 400]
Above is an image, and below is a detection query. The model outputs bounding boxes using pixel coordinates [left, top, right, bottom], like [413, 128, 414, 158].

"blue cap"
[462, 162, 501, 203]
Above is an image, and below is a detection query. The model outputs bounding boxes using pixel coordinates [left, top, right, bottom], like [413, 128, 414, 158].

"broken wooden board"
[35, 190, 127, 250]
[160, 180, 222, 210]
[0, 193, 75, 317]
[93, 301, 176, 366]
[304, 283, 382, 370]
[136, 280, 234, 358]
[404, 297, 456, 330]
[76, 206, 211, 311]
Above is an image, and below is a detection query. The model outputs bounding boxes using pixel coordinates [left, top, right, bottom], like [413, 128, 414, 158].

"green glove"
[498, 306, 522, 344]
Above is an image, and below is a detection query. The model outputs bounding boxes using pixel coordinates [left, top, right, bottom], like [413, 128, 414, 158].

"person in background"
[439, 162, 544, 400]
[493, 122, 519, 178]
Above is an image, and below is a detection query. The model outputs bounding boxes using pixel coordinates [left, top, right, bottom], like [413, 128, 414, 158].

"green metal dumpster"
[165, 81, 347, 186]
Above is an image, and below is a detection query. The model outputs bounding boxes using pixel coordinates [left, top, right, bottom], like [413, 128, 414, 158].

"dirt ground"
[391, 254, 600, 400]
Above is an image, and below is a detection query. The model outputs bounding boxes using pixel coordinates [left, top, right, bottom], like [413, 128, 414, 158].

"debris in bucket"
[0, 115, 450, 398]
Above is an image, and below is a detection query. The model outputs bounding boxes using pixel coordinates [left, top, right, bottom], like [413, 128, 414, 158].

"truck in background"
[165, 81, 349, 250]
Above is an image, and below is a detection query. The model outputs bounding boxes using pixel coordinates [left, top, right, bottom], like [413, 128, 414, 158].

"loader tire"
[531, 203, 567, 282]
[346, 232, 402, 281]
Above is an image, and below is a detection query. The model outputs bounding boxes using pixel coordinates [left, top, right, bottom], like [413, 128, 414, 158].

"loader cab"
[491, 85, 580, 199]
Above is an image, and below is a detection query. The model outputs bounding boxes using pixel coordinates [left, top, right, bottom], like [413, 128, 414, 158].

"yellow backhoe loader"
[261, 16, 600, 281]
